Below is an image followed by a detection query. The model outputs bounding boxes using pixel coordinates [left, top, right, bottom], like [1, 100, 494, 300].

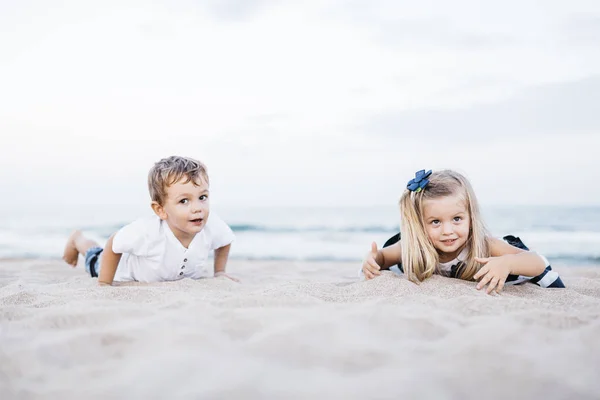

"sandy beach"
[1, 259, 599, 399]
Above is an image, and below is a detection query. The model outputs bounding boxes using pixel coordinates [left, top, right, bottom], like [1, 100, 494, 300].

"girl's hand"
[473, 256, 511, 294]
[362, 242, 381, 280]
[214, 272, 240, 282]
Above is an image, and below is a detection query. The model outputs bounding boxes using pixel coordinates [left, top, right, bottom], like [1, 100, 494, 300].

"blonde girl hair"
[399, 169, 489, 283]
[148, 156, 209, 205]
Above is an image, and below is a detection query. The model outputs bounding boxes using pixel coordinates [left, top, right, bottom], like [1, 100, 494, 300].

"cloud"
[202, 0, 272, 21]
[371, 19, 514, 50]
[1, 1, 599, 207]
[360, 76, 600, 140]
[324, 1, 535, 51]
[564, 15, 600, 46]
[327, 0, 600, 54]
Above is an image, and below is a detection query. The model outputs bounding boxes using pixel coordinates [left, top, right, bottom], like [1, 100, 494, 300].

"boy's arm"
[98, 234, 122, 286]
[213, 243, 231, 276]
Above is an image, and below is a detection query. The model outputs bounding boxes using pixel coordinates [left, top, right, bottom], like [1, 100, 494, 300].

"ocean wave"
[2, 251, 599, 266]
[229, 224, 398, 233]
[7, 252, 598, 265]
[225, 254, 600, 265]
[1, 212, 600, 267]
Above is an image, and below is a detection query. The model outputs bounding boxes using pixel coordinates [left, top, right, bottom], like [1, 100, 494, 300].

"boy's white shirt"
[111, 212, 234, 282]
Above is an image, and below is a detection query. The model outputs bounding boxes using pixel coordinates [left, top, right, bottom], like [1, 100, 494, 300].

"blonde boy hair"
[148, 156, 209, 205]
[399, 170, 489, 283]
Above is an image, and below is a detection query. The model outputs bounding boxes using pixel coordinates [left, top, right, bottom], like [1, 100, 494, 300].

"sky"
[1, 0, 599, 208]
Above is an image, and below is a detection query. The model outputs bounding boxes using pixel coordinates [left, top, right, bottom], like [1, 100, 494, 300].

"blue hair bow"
[407, 169, 432, 192]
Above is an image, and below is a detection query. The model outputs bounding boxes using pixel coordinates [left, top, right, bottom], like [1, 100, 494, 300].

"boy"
[62, 156, 237, 285]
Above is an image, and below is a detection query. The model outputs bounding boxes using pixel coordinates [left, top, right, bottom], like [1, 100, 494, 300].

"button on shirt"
[111, 212, 235, 282]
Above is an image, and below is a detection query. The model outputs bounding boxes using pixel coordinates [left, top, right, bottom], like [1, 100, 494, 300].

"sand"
[1, 259, 599, 399]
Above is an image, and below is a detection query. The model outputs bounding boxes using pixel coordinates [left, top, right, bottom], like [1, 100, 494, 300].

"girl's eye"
[431, 220, 440, 225]
[453, 216, 462, 222]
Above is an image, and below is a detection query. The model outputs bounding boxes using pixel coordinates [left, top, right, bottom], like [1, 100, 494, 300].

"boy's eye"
[200, 195, 208, 201]
[179, 199, 189, 204]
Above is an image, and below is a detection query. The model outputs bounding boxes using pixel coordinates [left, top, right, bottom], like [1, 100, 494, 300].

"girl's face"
[422, 194, 471, 262]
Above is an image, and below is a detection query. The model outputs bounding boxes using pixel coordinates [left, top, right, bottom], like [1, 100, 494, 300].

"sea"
[1, 204, 599, 267]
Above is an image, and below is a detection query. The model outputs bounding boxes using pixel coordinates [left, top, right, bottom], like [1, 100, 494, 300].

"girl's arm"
[362, 241, 402, 279]
[473, 237, 547, 293]
[98, 234, 122, 286]
[376, 241, 402, 270]
[488, 237, 546, 277]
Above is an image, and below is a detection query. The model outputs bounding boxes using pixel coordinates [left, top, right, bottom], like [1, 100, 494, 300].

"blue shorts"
[85, 247, 103, 278]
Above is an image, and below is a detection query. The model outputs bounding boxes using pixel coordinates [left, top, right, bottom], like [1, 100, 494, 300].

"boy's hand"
[473, 256, 511, 294]
[214, 271, 240, 282]
[362, 242, 381, 280]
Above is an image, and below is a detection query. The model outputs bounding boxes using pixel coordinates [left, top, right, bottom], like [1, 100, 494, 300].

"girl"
[361, 169, 564, 293]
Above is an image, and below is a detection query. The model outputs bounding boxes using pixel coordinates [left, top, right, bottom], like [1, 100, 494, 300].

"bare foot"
[62, 230, 82, 267]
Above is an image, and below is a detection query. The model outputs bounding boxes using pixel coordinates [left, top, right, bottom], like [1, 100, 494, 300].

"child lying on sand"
[63, 156, 237, 285]
[362, 169, 564, 293]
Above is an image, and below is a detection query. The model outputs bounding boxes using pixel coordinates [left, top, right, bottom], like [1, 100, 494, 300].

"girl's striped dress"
[381, 233, 565, 288]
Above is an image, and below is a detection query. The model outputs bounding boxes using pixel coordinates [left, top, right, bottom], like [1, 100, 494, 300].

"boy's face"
[152, 177, 210, 245]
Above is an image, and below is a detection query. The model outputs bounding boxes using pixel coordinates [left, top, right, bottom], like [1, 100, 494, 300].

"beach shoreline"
[2, 259, 599, 399]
